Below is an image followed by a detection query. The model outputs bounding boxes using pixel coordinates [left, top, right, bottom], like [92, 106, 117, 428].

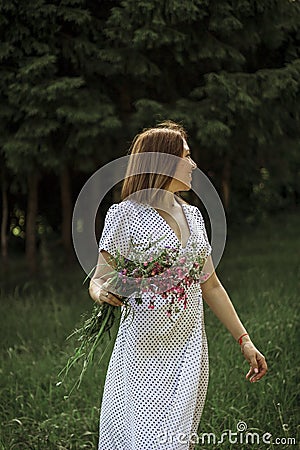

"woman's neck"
[152, 190, 180, 210]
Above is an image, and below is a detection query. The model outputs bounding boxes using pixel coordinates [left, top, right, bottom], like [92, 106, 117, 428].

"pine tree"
[101, 0, 300, 217]
[0, 0, 121, 271]
[1, 0, 299, 270]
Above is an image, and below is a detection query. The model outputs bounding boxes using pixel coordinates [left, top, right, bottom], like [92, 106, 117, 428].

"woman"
[89, 121, 268, 450]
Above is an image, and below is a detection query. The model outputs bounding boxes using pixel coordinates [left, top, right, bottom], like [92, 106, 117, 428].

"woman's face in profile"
[168, 139, 197, 192]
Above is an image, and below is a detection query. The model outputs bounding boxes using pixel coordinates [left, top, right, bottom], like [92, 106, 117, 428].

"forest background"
[0, 0, 299, 274]
[0, 1, 299, 449]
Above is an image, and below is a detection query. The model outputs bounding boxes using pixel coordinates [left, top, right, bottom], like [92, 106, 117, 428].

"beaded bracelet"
[238, 333, 249, 345]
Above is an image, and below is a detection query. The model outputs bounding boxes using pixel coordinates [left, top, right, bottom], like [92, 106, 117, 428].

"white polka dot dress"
[98, 199, 212, 450]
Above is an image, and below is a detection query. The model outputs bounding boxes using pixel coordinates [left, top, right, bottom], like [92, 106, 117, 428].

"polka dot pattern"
[98, 200, 212, 450]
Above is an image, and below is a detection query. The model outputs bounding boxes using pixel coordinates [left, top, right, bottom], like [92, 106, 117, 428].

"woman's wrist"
[237, 332, 252, 345]
[89, 280, 104, 303]
[236, 333, 254, 354]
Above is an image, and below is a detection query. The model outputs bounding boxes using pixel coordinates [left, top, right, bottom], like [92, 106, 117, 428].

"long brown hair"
[121, 121, 188, 205]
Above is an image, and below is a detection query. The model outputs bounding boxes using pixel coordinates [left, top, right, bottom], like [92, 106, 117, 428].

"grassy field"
[0, 211, 299, 449]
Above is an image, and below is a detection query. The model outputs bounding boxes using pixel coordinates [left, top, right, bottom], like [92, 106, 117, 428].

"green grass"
[0, 211, 299, 449]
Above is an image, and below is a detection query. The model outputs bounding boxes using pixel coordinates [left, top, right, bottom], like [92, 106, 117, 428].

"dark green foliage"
[0, 0, 121, 175]
[0, 0, 299, 259]
[101, 0, 300, 218]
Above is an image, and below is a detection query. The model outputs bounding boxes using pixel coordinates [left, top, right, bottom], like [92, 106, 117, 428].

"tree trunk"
[60, 166, 73, 262]
[1, 175, 8, 268]
[26, 171, 39, 275]
[221, 157, 231, 212]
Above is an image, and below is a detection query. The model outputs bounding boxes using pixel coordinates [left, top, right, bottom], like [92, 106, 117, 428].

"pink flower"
[175, 268, 183, 278]
[201, 273, 210, 282]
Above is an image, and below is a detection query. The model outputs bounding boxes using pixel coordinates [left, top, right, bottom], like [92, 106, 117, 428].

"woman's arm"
[89, 250, 124, 307]
[201, 256, 268, 382]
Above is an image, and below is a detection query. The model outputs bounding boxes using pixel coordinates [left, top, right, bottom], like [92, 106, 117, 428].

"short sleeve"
[195, 207, 212, 258]
[98, 202, 131, 259]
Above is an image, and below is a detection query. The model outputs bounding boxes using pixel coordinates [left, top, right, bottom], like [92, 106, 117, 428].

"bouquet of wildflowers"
[58, 240, 210, 393]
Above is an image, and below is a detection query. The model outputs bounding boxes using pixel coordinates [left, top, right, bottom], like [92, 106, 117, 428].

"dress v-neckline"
[145, 202, 192, 250]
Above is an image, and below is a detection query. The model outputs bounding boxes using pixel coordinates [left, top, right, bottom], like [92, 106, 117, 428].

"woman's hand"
[88, 251, 124, 307]
[89, 278, 124, 307]
[241, 341, 268, 383]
